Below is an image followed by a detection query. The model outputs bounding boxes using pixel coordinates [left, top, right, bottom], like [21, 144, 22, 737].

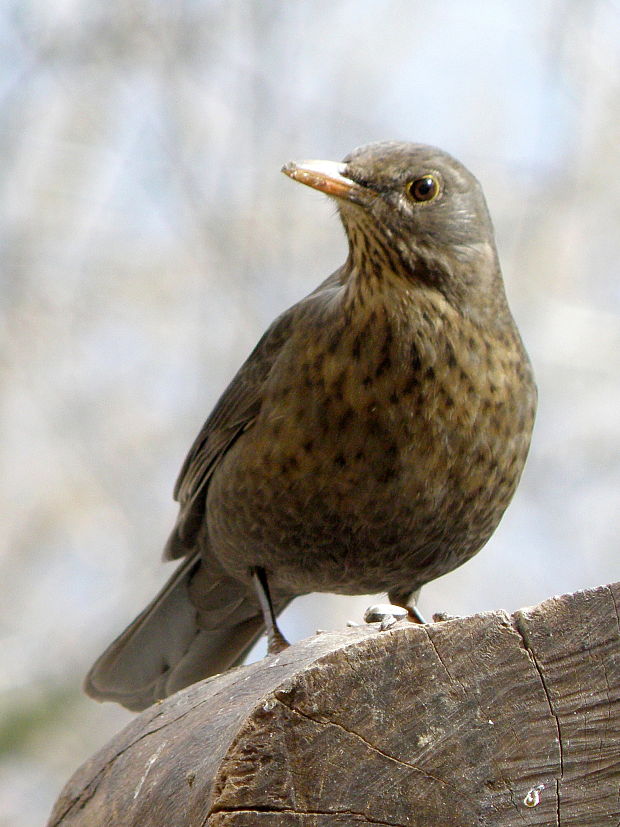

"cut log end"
[49, 582, 620, 826]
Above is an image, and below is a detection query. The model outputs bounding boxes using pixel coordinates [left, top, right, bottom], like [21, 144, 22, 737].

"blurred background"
[1, 1, 619, 823]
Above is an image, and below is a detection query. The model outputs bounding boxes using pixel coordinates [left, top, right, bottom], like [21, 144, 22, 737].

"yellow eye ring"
[407, 174, 439, 202]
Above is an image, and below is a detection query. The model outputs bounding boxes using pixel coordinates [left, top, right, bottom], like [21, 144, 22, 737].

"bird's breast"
[206, 292, 536, 593]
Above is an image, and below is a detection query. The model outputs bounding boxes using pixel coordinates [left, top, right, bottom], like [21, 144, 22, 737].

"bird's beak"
[282, 159, 369, 202]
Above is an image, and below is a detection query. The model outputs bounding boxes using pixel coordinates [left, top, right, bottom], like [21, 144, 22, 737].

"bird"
[85, 141, 537, 711]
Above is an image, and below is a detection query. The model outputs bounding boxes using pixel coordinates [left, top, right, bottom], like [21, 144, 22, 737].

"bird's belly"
[205, 378, 532, 596]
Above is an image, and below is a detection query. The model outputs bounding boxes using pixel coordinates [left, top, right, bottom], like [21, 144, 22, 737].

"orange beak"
[282, 159, 368, 202]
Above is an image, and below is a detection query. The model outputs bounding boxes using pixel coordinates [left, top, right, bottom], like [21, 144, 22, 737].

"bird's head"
[283, 141, 508, 322]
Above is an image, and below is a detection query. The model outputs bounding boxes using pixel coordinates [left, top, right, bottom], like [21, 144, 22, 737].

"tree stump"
[48, 582, 620, 826]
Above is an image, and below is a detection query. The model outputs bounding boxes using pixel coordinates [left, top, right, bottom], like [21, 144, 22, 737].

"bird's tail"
[84, 554, 281, 711]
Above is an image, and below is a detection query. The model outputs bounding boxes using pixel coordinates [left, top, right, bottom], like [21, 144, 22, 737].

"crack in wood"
[420, 624, 466, 692]
[504, 784, 530, 826]
[512, 613, 562, 827]
[272, 691, 480, 813]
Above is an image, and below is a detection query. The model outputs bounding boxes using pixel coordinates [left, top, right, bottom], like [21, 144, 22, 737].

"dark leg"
[251, 567, 289, 654]
[406, 605, 427, 624]
[388, 587, 427, 625]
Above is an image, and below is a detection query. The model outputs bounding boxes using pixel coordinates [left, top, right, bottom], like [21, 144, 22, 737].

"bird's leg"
[406, 605, 427, 624]
[388, 587, 427, 625]
[251, 567, 289, 654]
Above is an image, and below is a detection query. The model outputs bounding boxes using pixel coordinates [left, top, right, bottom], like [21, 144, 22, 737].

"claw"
[363, 603, 408, 630]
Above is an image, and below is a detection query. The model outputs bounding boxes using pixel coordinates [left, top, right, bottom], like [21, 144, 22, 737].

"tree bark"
[49, 581, 620, 826]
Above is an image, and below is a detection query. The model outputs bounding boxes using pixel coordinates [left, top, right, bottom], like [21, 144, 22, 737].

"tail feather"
[84, 554, 276, 712]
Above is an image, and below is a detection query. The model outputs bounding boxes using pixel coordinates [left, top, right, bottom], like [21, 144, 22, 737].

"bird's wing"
[164, 308, 295, 559]
[165, 267, 347, 560]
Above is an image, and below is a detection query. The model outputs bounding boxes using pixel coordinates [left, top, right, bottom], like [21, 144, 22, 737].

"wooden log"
[48, 582, 620, 826]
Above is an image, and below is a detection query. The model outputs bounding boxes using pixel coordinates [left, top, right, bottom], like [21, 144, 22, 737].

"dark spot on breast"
[368, 418, 382, 438]
[402, 375, 420, 395]
[382, 315, 394, 347]
[317, 407, 330, 436]
[384, 246, 401, 273]
[425, 366, 436, 381]
[382, 527, 402, 547]
[362, 374, 373, 388]
[327, 331, 341, 354]
[334, 453, 347, 468]
[313, 351, 325, 371]
[445, 341, 457, 368]
[331, 370, 346, 400]
[375, 354, 391, 378]
[354, 450, 365, 461]
[337, 407, 354, 431]
[411, 344, 422, 371]
[287, 456, 299, 471]
[351, 335, 362, 361]
[375, 467, 397, 484]
[303, 439, 314, 453]
[389, 391, 399, 404]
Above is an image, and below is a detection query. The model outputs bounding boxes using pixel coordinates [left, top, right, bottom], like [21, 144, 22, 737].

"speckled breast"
[206, 290, 536, 597]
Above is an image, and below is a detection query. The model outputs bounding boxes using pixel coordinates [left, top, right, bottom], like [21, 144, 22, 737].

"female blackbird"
[85, 142, 536, 710]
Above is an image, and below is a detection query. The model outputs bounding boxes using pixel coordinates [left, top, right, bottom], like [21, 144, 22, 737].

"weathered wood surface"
[49, 582, 620, 826]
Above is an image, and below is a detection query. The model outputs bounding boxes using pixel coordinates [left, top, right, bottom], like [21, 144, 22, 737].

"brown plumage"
[85, 141, 537, 710]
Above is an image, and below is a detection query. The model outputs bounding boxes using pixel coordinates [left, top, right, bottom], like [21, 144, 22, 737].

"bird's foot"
[267, 628, 290, 654]
[363, 603, 409, 631]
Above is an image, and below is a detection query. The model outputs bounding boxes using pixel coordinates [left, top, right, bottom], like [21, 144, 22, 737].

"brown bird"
[85, 141, 536, 711]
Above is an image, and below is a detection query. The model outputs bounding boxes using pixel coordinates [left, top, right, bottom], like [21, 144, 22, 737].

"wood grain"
[49, 582, 620, 826]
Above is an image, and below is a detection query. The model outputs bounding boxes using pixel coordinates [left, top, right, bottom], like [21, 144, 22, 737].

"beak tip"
[280, 159, 358, 201]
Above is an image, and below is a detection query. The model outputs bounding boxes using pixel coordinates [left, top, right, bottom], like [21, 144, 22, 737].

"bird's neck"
[342, 230, 514, 336]
[341, 222, 413, 313]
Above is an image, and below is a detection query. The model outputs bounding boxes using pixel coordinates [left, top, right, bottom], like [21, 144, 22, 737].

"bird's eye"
[407, 175, 439, 202]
